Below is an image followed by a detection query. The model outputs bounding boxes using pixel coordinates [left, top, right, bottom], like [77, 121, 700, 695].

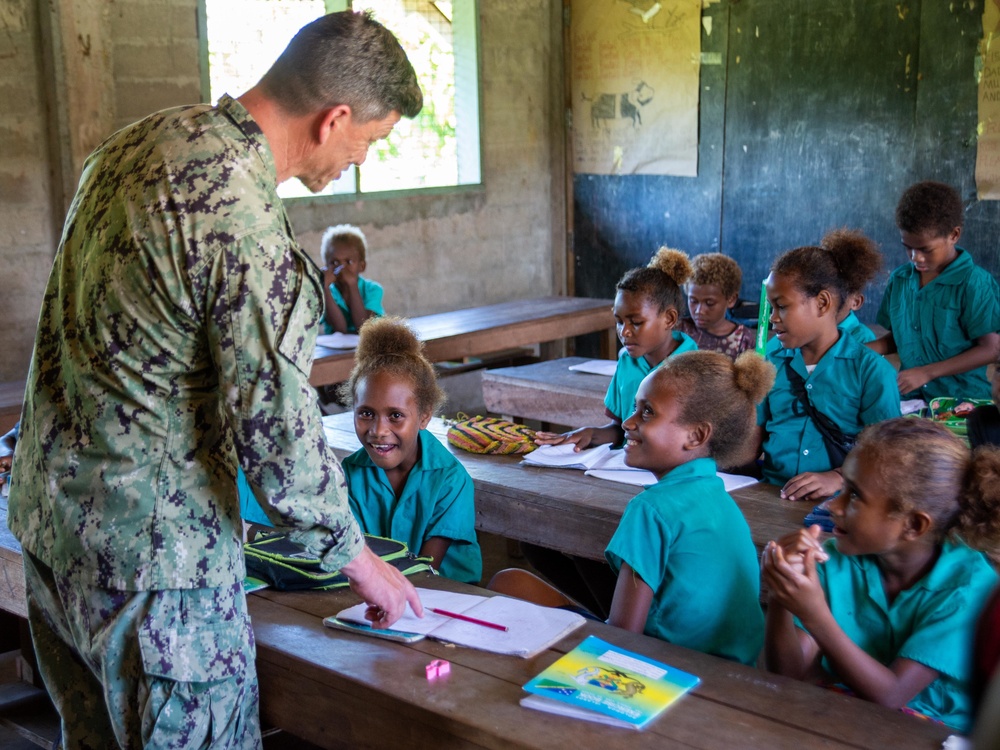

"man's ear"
[315, 105, 352, 145]
[686, 422, 712, 452]
[902, 510, 934, 541]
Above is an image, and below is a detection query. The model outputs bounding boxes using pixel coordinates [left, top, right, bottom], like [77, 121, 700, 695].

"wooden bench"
[310, 296, 616, 387]
[482, 356, 610, 428]
[249, 574, 950, 749]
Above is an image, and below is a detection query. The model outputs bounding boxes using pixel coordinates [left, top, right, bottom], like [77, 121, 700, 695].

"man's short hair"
[259, 10, 422, 122]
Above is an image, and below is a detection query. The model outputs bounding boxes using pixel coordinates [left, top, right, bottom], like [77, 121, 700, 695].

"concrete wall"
[0, 0, 565, 382]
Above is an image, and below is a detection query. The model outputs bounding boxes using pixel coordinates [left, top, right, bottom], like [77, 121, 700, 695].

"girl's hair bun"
[733, 351, 776, 404]
[648, 246, 693, 287]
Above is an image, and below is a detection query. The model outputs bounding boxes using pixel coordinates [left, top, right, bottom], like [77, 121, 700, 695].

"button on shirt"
[758, 333, 900, 484]
[876, 249, 1000, 400]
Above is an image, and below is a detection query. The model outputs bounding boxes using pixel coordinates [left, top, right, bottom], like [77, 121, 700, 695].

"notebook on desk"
[325, 587, 585, 658]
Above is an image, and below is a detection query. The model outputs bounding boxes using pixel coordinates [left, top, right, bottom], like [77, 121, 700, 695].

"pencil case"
[927, 397, 992, 438]
[244, 532, 434, 591]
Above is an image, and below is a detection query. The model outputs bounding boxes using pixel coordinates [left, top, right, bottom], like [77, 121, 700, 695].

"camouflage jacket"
[10, 95, 364, 590]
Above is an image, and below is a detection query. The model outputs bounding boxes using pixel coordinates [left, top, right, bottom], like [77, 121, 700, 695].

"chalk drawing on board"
[571, 0, 701, 176]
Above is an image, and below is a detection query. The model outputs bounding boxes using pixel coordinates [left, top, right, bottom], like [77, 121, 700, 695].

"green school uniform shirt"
[876, 248, 1000, 400]
[322, 275, 385, 334]
[800, 539, 999, 731]
[603, 330, 698, 421]
[342, 430, 482, 584]
[758, 332, 900, 485]
[605, 457, 764, 666]
[9, 95, 364, 590]
[838, 310, 876, 344]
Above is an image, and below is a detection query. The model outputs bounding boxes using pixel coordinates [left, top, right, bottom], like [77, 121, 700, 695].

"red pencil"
[429, 607, 509, 632]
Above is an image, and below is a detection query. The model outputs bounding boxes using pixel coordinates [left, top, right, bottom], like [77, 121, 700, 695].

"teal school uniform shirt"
[603, 330, 698, 421]
[876, 248, 1000, 400]
[323, 275, 385, 334]
[342, 430, 482, 584]
[604, 457, 764, 665]
[838, 310, 876, 344]
[238, 467, 273, 528]
[757, 332, 900, 485]
[799, 538, 998, 731]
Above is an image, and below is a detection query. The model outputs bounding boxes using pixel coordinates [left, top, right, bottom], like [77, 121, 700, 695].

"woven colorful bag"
[446, 414, 538, 455]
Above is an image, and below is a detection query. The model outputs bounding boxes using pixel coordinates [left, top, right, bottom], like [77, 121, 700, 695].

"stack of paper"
[522, 444, 758, 491]
[567, 359, 618, 377]
[521, 635, 700, 729]
[325, 587, 585, 658]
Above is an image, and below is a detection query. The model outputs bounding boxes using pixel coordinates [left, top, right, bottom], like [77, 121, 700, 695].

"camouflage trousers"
[23, 551, 262, 750]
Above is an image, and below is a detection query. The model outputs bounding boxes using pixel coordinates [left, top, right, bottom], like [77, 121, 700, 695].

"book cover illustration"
[521, 635, 700, 729]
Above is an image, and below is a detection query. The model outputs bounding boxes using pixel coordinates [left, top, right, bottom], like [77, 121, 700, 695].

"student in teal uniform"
[762, 418, 1000, 732]
[822, 228, 882, 345]
[870, 181, 1000, 400]
[757, 233, 900, 505]
[321, 224, 385, 334]
[535, 246, 696, 451]
[338, 316, 481, 583]
[676, 252, 756, 360]
[494, 351, 775, 664]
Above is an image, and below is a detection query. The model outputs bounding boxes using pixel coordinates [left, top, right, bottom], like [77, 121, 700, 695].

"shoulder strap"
[785, 364, 855, 449]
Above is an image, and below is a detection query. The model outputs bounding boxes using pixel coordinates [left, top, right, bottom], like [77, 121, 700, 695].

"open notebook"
[522, 444, 758, 491]
[325, 587, 585, 658]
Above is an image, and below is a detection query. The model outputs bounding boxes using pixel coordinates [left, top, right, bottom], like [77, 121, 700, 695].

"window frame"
[196, 0, 484, 204]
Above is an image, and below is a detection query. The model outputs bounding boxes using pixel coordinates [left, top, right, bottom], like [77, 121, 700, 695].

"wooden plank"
[322, 413, 806, 562]
[482, 357, 610, 427]
[309, 297, 615, 386]
[250, 577, 950, 750]
[0, 381, 25, 435]
[0, 506, 26, 620]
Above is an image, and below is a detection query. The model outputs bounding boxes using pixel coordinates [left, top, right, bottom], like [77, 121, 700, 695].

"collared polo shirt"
[876, 249, 1000, 400]
[604, 330, 698, 421]
[800, 539, 999, 731]
[758, 332, 900, 484]
[322, 275, 385, 334]
[342, 429, 482, 584]
[838, 311, 876, 344]
[605, 457, 764, 665]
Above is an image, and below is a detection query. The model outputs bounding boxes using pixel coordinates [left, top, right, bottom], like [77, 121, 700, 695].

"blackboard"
[573, 0, 1000, 342]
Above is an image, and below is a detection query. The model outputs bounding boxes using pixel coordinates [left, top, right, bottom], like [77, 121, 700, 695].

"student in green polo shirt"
[762, 418, 1000, 732]
[870, 181, 1000, 401]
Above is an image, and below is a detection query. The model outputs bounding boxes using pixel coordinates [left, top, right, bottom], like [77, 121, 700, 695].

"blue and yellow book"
[521, 635, 700, 730]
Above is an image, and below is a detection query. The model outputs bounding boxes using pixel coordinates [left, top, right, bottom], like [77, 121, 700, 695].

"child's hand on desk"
[896, 367, 932, 396]
[780, 470, 843, 502]
[533, 427, 598, 451]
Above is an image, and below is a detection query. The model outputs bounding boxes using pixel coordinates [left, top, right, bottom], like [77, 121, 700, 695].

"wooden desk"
[0, 380, 24, 435]
[310, 296, 616, 387]
[0, 503, 26, 619]
[322, 414, 806, 562]
[482, 356, 610, 428]
[249, 574, 950, 750]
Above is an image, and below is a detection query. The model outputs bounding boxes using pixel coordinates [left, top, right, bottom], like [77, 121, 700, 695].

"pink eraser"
[425, 659, 450, 679]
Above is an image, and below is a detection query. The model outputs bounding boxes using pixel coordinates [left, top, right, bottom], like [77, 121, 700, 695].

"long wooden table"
[250, 574, 951, 750]
[310, 296, 616, 387]
[482, 356, 610, 428]
[322, 413, 806, 562]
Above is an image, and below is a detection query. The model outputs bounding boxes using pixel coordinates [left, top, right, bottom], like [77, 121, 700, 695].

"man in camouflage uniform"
[9, 11, 423, 749]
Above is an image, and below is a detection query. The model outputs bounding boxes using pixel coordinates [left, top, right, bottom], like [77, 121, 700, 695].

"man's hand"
[341, 545, 424, 629]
